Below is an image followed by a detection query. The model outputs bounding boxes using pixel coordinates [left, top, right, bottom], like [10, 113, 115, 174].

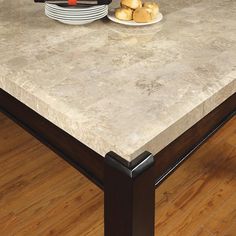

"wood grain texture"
[0, 112, 236, 236]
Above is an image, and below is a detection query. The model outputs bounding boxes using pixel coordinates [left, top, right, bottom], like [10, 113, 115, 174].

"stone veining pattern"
[0, 0, 235, 161]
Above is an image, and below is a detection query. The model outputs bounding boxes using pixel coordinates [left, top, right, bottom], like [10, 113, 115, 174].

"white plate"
[45, 11, 94, 24]
[45, 9, 107, 18]
[45, 8, 108, 20]
[46, 5, 107, 16]
[107, 9, 163, 26]
[45, 10, 107, 20]
[58, 19, 94, 25]
[45, 5, 107, 15]
[46, 3, 106, 12]
[45, 9, 108, 22]
[45, 5, 107, 17]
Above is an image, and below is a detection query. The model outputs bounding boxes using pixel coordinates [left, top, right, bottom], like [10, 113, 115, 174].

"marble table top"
[0, 0, 235, 162]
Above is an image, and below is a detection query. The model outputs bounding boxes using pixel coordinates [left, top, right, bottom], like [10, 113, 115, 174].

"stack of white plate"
[45, 3, 108, 25]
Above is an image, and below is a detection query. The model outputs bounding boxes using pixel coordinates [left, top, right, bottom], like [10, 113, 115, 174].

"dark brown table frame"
[0, 88, 235, 236]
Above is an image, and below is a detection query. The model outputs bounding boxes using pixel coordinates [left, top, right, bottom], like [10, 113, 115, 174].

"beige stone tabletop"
[0, 0, 235, 162]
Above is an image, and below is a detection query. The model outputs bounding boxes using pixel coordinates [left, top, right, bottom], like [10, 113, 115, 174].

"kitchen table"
[0, 0, 236, 235]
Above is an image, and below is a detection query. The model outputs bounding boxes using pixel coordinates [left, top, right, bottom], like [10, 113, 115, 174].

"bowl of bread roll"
[107, 0, 163, 26]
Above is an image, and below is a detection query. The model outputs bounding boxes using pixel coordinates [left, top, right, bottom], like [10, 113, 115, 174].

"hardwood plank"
[203, 192, 236, 236]
[155, 116, 236, 207]
[0, 112, 236, 235]
[155, 119, 236, 235]
[194, 227, 214, 236]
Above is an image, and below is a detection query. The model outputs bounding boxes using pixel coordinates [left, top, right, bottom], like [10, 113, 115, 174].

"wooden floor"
[0, 112, 235, 236]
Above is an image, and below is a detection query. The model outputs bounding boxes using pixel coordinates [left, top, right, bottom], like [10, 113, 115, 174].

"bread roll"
[133, 7, 152, 23]
[143, 2, 159, 19]
[120, 3, 132, 9]
[121, 0, 142, 9]
[115, 7, 133, 21]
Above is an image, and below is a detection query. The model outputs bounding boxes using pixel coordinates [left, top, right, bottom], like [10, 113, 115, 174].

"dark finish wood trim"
[104, 152, 155, 236]
[153, 92, 236, 186]
[0, 89, 104, 188]
[0, 88, 235, 188]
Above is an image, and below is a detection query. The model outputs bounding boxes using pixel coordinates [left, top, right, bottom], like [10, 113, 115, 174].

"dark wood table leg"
[104, 151, 155, 236]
